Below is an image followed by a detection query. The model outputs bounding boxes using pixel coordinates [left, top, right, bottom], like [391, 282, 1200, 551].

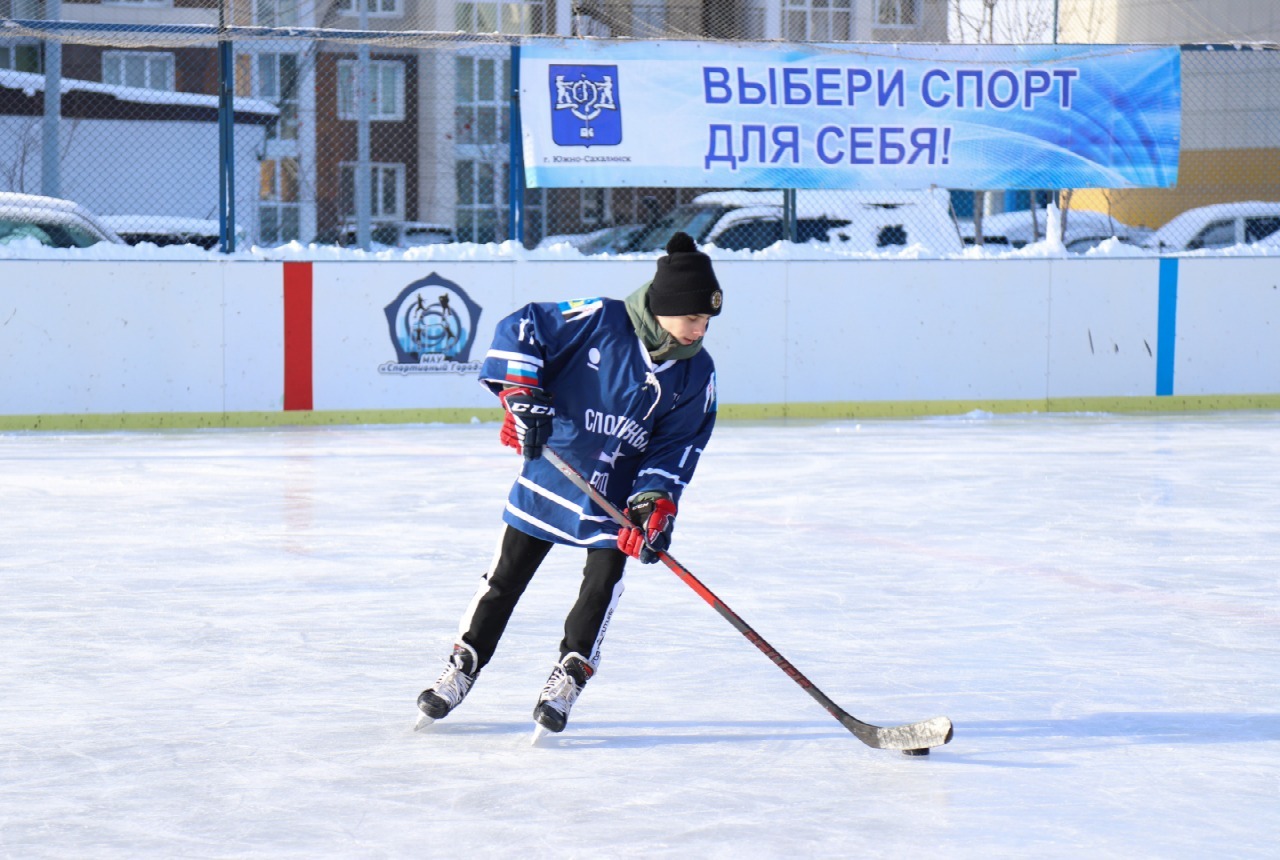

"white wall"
[1175, 258, 1280, 395]
[1, 261, 282, 415]
[2, 257, 1278, 424]
[1046, 258, 1161, 398]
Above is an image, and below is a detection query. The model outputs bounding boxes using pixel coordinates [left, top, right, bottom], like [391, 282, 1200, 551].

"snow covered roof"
[0, 68, 278, 119]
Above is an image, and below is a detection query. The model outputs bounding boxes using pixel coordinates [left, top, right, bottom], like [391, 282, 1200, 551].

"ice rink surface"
[2, 413, 1278, 858]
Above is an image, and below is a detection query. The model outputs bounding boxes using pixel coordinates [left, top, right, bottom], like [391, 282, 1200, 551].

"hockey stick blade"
[543, 447, 954, 753]
[839, 713, 954, 751]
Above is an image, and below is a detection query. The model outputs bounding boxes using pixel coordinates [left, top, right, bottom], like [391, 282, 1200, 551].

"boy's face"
[656, 314, 712, 346]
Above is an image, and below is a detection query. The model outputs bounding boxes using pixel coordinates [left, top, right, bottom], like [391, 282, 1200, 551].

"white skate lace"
[431, 655, 475, 708]
[537, 666, 582, 716]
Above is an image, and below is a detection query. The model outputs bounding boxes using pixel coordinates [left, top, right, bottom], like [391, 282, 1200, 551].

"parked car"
[1145, 201, 1280, 252]
[0, 192, 123, 248]
[537, 223, 648, 254]
[621, 189, 963, 254]
[100, 215, 237, 250]
[821, 189, 964, 254]
[575, 223, 645, 255]
[316, 221, 455, 249]
[962, 208, 1150, 252]
[1252, 229, 1280, 250]
[535, 226, 615, 251]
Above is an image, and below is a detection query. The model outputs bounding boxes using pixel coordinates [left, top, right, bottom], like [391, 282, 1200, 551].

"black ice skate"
[531, 652, 594, 740]
[415, 642, 480, 730]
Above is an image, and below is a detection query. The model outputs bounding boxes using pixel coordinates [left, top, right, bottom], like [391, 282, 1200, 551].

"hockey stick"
[543, 447, 954, 754]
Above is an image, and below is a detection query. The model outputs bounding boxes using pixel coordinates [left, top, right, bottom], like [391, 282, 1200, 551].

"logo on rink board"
[550, 64, 621, 147]
[379, 273, 483, 376]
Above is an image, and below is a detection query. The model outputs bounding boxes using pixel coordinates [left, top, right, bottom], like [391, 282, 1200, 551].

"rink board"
[1, 256, 1278, 428]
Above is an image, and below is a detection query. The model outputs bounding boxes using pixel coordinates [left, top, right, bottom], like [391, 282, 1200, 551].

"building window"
[337, 59, 405, 121]
[339, 162, 405, 222]
[629, 3, 666, 38]
[522, 185, 545, 246]
[783, 0, 852, 41]
[258, 53, 300, 141]
[103, 51, 175, 91]
[455, 54, 507, 146]
[876, 0, 918, 27]
[455, 1, 546, 35]
[740, 6, 766, 40]
[334, 0, 401, 16]
[260, 157, 301, 244]
[0, 43, 42, 73]
[455, 52, 510, 242]
[2, 0, 44, 16]
[455, 159, 506, 243]
[580, 188, 606, 226]
[255, 0, 299, 27]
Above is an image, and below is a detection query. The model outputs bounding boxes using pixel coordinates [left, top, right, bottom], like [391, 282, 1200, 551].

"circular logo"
[710, 290, 723, 310]
[383, 274, 482, 366]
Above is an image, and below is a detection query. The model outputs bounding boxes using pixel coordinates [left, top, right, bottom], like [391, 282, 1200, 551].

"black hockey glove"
[498, 386, 555, 461]
[618, 492, 676, 564]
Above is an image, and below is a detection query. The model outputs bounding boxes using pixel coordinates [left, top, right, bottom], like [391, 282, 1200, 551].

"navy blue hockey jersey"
[479, 297, 717, 548]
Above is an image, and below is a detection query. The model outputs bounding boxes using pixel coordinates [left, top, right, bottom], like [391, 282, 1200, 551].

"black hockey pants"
[458, 525, 627, 671]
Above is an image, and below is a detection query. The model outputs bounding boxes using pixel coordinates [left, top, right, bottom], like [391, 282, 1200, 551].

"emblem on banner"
[550, 64, 622, 147]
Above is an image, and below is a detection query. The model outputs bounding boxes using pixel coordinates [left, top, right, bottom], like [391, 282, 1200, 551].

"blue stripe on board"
[1156, 258, 1179, 396]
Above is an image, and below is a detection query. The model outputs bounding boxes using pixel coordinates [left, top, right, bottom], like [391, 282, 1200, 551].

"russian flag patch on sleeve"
[505, 360, 541, 387]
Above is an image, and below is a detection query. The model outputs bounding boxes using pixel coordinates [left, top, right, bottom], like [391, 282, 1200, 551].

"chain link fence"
[2, 1, 1277, 255]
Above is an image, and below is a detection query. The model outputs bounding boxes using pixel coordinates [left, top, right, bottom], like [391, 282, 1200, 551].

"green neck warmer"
[624, 281, 705, 363]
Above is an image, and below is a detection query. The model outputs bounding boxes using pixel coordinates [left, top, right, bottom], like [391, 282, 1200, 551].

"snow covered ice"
[2, 414, 1278, 858]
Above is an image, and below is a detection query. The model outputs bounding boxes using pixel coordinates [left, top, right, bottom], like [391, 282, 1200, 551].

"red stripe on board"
[283, 262, 313, 411]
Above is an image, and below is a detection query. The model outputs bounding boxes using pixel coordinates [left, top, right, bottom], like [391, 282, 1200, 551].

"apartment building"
[2, 0, 946, 245]
[1057, 0, 1280, 228]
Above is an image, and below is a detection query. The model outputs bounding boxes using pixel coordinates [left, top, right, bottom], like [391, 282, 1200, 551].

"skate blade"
[413, 712, 436, 732]
[530, 724, 550, 746]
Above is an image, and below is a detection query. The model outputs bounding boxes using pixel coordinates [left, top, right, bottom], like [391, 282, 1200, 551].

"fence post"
[508, 43, 524, 245]
[217, 33, 236, 253]
[782, 188, 797, 242]
[354, 3, 372, 249]
[41, 0, 62, 199]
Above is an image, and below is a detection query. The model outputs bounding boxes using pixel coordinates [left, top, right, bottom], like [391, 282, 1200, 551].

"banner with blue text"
[519, 41, 1180, 190]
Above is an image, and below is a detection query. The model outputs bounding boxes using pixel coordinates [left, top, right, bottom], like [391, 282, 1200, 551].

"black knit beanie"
[647, 232, 723, 317]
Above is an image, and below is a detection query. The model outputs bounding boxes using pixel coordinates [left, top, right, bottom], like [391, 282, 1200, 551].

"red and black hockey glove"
[618, 492, 677, 564]
[498, 386, 555, 461]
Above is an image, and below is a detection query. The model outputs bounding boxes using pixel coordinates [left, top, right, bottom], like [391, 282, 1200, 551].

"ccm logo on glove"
[499, 386, 555, 461]
[618, 494, 677, 564]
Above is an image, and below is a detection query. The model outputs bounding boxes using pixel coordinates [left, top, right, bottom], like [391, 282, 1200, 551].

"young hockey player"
[417, 232, 723, 735]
